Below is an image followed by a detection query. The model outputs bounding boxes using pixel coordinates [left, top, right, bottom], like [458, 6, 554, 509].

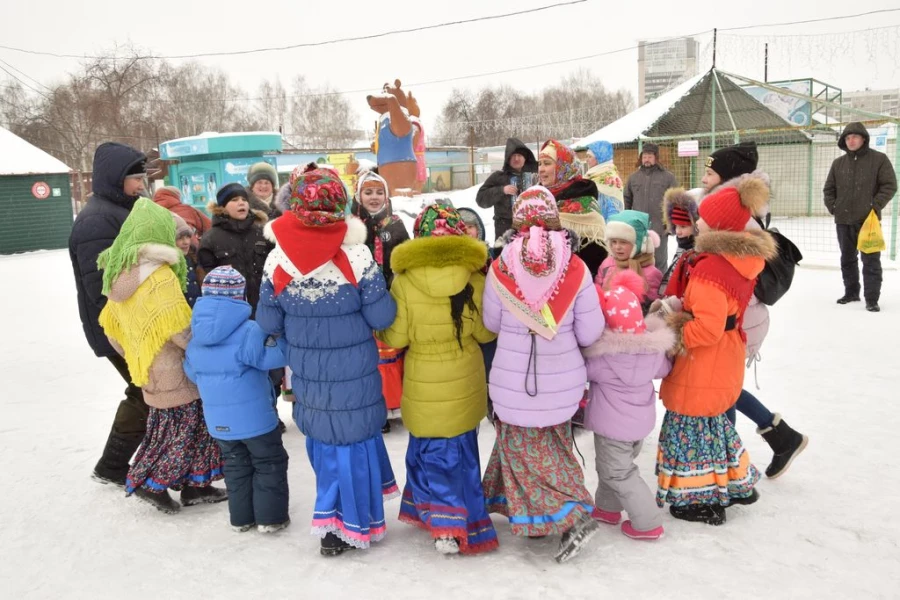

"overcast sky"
[2, 0, 900, 133]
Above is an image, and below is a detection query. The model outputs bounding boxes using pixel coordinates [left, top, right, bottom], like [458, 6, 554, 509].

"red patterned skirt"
[126, 400, 224, 494]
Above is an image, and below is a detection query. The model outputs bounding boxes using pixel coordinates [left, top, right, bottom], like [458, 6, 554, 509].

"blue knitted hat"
[216, 182, 247, 207]
[202, 266, 246, 299]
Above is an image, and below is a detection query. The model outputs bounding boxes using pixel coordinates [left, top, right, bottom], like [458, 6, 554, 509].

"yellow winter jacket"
[377, 235, 497, 438]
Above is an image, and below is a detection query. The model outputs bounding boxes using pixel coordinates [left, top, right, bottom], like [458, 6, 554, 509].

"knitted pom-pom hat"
[605, 210, 660, 258]
[202, 266, 246, 299]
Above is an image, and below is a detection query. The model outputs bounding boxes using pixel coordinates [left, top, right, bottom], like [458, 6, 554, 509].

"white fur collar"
[582, 314, 676, 357]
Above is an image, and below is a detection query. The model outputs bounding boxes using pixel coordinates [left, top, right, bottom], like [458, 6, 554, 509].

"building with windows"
[843, 89, 900, 117]
[638, 37, 700, 106]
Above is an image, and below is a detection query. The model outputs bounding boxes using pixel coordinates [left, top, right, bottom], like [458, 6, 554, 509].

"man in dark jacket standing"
[623, 143, 677, 270]
[824, 122, 897, 312]
[475, 137, 537, 240]
[69, 142, 149, 486]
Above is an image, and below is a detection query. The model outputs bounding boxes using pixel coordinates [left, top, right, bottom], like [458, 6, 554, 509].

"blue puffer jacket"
[184, 296, 287, 441]
[256, 216, 397, 446]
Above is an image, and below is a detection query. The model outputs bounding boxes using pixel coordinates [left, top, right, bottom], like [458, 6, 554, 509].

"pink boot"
[591, 507, 622, 525]
[621, 520, 664, 541]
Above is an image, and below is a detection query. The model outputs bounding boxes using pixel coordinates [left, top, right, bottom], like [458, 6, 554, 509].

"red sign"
[31, 181, 51, 200]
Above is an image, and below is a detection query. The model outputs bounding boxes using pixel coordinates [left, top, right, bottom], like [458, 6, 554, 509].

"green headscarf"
[97, 197, 187, 295]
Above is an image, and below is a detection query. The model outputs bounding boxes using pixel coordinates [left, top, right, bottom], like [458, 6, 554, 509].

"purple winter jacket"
[583, 313, 675, 442]
[482, 262, 605, 428]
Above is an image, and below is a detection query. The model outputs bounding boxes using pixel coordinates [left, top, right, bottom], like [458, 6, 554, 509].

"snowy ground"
[2, 244, 899, 599]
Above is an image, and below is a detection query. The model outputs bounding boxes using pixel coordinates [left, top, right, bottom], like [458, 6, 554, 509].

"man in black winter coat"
[623, 143, 677, 271]
[68, 142, 149, 486]
[475, 137, 538, 240]
[824, 122, 897, 312]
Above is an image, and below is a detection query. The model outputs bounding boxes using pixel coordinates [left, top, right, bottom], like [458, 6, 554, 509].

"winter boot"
[382, 420, 392, 434]
[133, 488, 180, 514]
[836, 294, 860, 304]
[93, 431, 143, 488]
[277, 418, 287, 434]
[181, 485, 228, 506]
[232, 523, 256, 533]
[866, 301, 880, 312]
[320, 532, 353, 557]
[554, 512, 600, 564]
[434, 536, 460, 555]
[758, 414, 809, 479]
[591, 507, 622, 525]
[621, 520, 664, 541]
[728, 488, 760, 507]
[258, 520, 291, 534]
[669, 504, 726, 526]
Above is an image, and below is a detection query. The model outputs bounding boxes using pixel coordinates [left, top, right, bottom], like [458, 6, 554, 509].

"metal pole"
[806, 141, 814, 217]
[712, 29, 717, 68]
[764, 44, 768, 83]
[711, 69, 718, 153]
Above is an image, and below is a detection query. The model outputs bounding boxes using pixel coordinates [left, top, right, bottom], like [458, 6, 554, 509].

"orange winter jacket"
[660, 230, 775, 417]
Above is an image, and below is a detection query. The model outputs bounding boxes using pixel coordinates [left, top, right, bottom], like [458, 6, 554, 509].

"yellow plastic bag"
[857, 210, 886, 254]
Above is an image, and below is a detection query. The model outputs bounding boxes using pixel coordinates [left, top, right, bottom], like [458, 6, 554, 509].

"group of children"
[95, 140, 807, 564]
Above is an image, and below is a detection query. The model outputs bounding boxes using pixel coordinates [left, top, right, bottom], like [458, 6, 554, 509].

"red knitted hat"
[698, 186, 751, 232]
[669, 205, 693, 227]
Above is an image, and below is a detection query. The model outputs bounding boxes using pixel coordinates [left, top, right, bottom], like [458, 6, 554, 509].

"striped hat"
[202, 266, 246, 299]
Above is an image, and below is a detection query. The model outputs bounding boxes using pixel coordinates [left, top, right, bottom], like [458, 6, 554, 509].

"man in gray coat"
[824, 122, 897, 312]
[624, 143, 677, 270]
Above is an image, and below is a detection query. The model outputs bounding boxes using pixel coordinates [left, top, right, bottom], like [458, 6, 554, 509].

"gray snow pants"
[593, 435, 662, 531]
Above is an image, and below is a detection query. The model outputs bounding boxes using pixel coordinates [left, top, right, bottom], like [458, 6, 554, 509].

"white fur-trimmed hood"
[582, 313, 676, 357]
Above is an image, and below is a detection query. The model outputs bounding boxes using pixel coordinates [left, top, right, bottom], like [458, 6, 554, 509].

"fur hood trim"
[274, 183, 292, 214]
[207, 201, 269, 225]
[262, 214, 367, 247]
[138, 243, 181, 267]
[695, 229, 777, 261]
[391, 234, 487, 275]
[582, 313, 675, 357]
[662, 188, 700, 234]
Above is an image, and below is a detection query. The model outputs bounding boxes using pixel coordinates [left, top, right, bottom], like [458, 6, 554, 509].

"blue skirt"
[399, 430, 499, 554]
[307, 434, 399, 549]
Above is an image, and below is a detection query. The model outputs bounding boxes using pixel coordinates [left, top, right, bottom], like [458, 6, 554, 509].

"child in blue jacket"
[184, 266, 290, 533]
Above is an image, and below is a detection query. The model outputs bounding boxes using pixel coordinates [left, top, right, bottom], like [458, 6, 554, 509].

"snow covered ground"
[2, 245, 899, 599]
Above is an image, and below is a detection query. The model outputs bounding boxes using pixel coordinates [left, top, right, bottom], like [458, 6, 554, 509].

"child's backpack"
[753, 215, 803, 306]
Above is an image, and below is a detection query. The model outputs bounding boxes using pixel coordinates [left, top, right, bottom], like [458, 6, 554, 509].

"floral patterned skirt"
[656, 411, 760, 508]
[482, 421, 593, 537]
[126, 400, 224, 494]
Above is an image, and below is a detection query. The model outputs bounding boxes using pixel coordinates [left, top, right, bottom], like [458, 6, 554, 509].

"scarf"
[98, 266, 192, 387]
[269, 213, 357, 296]
[664, 250, 757, 342]
[504, 227, 572, 312]
[585, 161, 624, 203]
[489, 249, 586, 340]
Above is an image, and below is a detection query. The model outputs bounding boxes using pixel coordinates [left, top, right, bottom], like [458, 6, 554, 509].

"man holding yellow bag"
[824, 123, 897, 312]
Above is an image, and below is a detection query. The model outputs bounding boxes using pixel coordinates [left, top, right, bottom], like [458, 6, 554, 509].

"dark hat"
[125, 159, 146, 177]
[706, 141, 758, 182]
[640, 143, 659, 157]
[216, 182, 247, 207]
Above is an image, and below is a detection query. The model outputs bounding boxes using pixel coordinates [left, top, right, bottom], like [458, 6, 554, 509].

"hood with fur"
[390, 234, 487, 297]
[582, 313, 675, 359]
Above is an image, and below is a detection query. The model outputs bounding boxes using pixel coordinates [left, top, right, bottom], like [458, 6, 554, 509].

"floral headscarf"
[413, 203, 468, 238]
[288, 163, 349, 227]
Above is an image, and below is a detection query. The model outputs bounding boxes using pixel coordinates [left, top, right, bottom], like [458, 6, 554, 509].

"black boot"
[320, 532, 353, 557]
[669, 504, 726, 526]
[836, 294, 860, 304]
[728, 488, 760, 507]
[133, 488, 180, 514]
[866, 301, 880, 312]
[181, 485, 228, 506]
[277, 418, 287, 433]
[758, 413, 808, 479]
[381, 420, 391, 434]
[92, 431, 144, 488]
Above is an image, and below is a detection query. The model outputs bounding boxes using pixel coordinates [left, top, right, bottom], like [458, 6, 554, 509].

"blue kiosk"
[160, 131, 282, 208]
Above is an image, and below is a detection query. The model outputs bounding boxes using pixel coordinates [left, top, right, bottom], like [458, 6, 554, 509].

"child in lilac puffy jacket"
[583, 270, 675, 541]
